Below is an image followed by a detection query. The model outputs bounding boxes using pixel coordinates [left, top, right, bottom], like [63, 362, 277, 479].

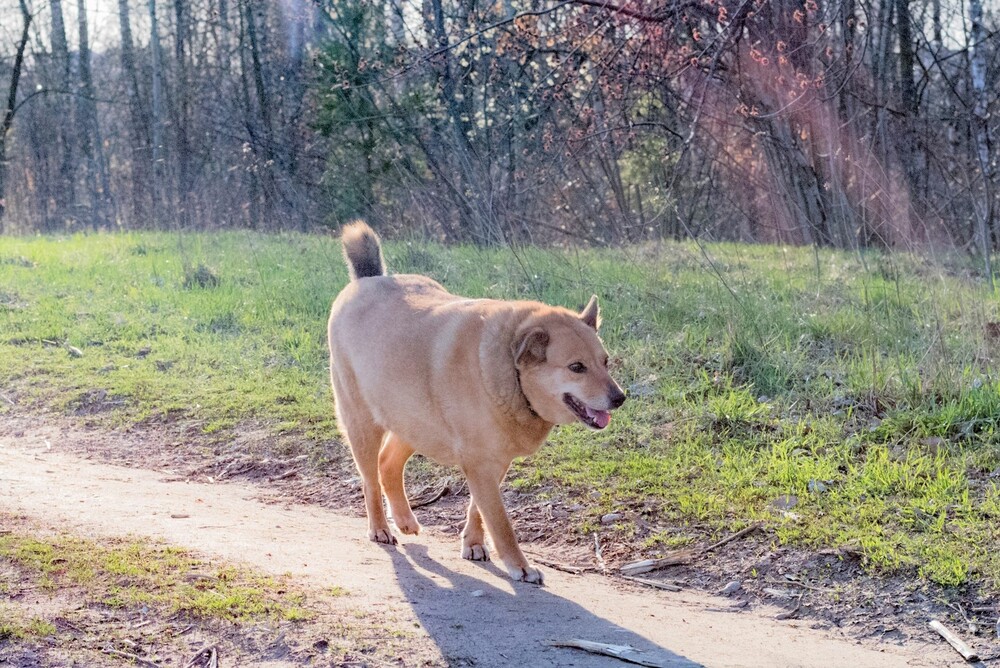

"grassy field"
[2, 232, 999, 591]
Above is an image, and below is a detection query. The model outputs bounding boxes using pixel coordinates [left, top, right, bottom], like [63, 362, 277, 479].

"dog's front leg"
[463, 465, 543, 585]
[461, 499, 489, 561]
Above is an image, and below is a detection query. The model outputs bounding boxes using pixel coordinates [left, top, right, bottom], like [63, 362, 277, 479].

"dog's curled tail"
[341, 220, 386, 281]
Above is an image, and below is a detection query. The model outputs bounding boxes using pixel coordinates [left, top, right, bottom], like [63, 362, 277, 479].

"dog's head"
[512, 295, 626, 429]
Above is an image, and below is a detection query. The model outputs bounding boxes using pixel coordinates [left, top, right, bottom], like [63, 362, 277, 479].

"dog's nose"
[609, 386, 626, 409]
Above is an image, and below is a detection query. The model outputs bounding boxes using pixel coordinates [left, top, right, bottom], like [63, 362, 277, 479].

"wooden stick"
[774, 594, 803, 621]
[929, 620, 980, 662]
[409, 484, 451, 509]
[619, 550, 695, 577]
[619, 523, 760, 577]
[526, 555, 587, 574]
[701, 522, 762, 554]
[594, 533, 607, 574]
[184, 645, 219, 668]
[266, 468, 300, 482]
[103, 647, 159, 668]
[621, 575, 683, 592]
[548, 639, 672, 667]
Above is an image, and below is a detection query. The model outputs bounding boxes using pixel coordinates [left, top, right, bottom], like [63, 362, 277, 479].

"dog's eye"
[568, 362, 587, 374]
[603, 356, 609, 368]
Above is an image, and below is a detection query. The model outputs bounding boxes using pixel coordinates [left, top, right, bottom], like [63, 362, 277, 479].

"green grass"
[2, 232, 1000, 590]
[0, 611, 56, 641]
[0, 523, 310, 622]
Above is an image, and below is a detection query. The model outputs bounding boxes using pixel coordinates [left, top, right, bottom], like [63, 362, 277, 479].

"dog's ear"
[513, 327, 549, 366]
[579, 295, 601, 331]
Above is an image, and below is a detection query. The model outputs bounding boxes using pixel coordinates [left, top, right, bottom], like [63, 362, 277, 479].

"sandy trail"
[0, 427, 954, 667]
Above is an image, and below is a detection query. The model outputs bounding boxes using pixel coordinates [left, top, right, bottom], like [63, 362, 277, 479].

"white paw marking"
[462, 543, 490, 561]
[369, 528, 397, 545]
[507, 565, 544, 585]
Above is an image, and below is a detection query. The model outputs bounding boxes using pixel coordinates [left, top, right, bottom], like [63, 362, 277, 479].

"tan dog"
[328, 222, 626, 584]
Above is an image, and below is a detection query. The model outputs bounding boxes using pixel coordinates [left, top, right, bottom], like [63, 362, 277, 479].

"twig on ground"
[621, 575, 683, 592]
[619, 550, 695, 577]
[619, 522, 761, 577]
[765, 577, 831, 593]
[0, 392, 15, 406]
[103, 647, 159, 668]
[762, 587, 798, 599]
[184, 645, 220, 668]
[594, 532, 607, 575]
[525, 554, 587, 574]
[267, 468, 300, 483]
[548, 639, 672, 667]
[774, 594, 803, 620]
[409, 483, 454, 509]
[929, 620, 980, 662]
[701, 522, 763, 554]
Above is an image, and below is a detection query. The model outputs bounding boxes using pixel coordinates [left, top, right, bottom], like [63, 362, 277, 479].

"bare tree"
[968, 0, 994, 278]
[76, 0, 114, 228]
[118, 0, 152, 227]
[48, 0, 75, 227]
[150, 0, 164, 225]
[0, 0, 31, 229]
[0, 0, 995, 256]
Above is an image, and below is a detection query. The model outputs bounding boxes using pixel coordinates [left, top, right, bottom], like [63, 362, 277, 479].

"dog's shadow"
[386, 542, 703, 667]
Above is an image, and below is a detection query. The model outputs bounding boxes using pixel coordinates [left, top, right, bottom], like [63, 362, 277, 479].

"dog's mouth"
[563, 394, 612, 430]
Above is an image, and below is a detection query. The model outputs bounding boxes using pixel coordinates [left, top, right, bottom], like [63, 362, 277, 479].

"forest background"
[0, 0, 997, 266]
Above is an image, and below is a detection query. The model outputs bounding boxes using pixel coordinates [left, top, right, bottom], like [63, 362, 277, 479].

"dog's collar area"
[514, 368, 540, 419]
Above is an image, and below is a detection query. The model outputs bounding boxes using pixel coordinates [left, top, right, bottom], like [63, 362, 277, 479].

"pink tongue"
[587, 407, 612, 429]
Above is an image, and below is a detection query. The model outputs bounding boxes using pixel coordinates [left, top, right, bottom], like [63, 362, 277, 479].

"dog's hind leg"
[379, 433, 420, 535]
[334, 392, 394, 544]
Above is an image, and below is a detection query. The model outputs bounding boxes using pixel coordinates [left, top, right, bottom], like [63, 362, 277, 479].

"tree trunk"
[243, 0, 280, 221]
[895, 0, 917, 117]
[0, 0, 31, 230]
[173, 0, 192, 227]
[49, 0, 75, 228]
[150, 0, 165, 226]
[77, 0, 114, 228]
[968, 0, 993, 278]
[118, 0, 152, 227]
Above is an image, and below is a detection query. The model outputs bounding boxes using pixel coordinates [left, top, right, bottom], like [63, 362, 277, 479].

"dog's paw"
[461, 543, 490, 561]
[507, 565, 544, 585]
[369, 528, 398, 545]
[393, 513, 421, 536]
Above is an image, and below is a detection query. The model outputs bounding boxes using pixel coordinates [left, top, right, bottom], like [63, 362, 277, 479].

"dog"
[327, 221, 626, 584]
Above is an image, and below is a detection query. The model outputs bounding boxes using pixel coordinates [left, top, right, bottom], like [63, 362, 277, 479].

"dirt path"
[0, 428, 959, 668]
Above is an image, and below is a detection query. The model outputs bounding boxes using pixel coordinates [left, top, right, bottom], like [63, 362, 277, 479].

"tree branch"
[1, 1, 32, 141]
[569, 0, 707, 23]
